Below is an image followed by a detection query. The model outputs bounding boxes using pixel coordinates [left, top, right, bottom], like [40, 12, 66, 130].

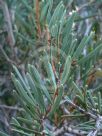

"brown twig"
[36, 0, 41, 38]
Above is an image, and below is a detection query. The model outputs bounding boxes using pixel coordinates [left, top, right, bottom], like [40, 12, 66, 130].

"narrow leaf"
[48, 86, 63, 116]
[79, 44, 102, 64]
[73, 34, 93, 58]
[28, 64, 52, 103]
[61, 56, 71, 85]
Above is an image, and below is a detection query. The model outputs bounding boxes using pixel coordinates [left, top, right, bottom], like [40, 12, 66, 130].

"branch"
[87, 116, 102, 136]
[65, 98, 97, 119]
[0, 44, 17, 65]
[53, 125, 87, 136]
[77, 0, 95, 12]
[0, 104, 24, 111]
[0, 0, 15, 47]
[35, 0, 41, 38]
[64, 98, 102, 136]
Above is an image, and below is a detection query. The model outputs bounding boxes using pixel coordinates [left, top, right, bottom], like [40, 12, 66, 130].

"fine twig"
[77, 0, 95, 12]
[64, 98, 102, 136]
[65, 98, 97, 119]
[87, 115, 102, 136]
[35, 0, 41, 38]
[0, 105, 24, 111]
[75, 14, 102, 22]
[53, 125, 88, 136]
[0, 44, 17, 65]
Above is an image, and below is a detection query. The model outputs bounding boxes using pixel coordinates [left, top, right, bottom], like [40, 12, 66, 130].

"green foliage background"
[0, 0, 102, 136]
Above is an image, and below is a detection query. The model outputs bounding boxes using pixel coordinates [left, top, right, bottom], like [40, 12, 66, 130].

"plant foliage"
[0, 0, 102, 136]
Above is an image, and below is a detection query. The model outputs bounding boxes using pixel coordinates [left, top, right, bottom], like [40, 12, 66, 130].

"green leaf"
[12, 67, 37, 105]
[28, 64, 52, 104]
[61, 56, 71, 85]
[69, 39, 77, 56]
[13, 66, 33, 99]
[79, 44, 102, 64]
[11, 74, 36, 107]
[43, 52, 57, 92]
[26, 73, 41, 104]
[76, 95, 87, 109]
[61, 13, 76, 55]
[72, 81, 83, 99]
[49, 1, 63, 28]
[0, 132, 10, 136]
[11, 117, 21, 126]
[40, 2, 49, 22]
[63, 12, 76, 37]
[97, 92, 101, 113]
[46, 0, 53, 22]
[73, 34, 93, 58]
[11, 123, 40, 134]
[17, 117, 35, 125]
[15, 12, 31, 31]
[13, 90, 39, 119]
[48, 86, 63, 116]
[12, 129, 33, 136]
[28, 64, 41, 84]
[13, 65, 26, 88]
[21, 0, 32, 11]
[87, 91, 96, 108]
[59, 9, 66, 35]
[51, 24, 59, 37]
